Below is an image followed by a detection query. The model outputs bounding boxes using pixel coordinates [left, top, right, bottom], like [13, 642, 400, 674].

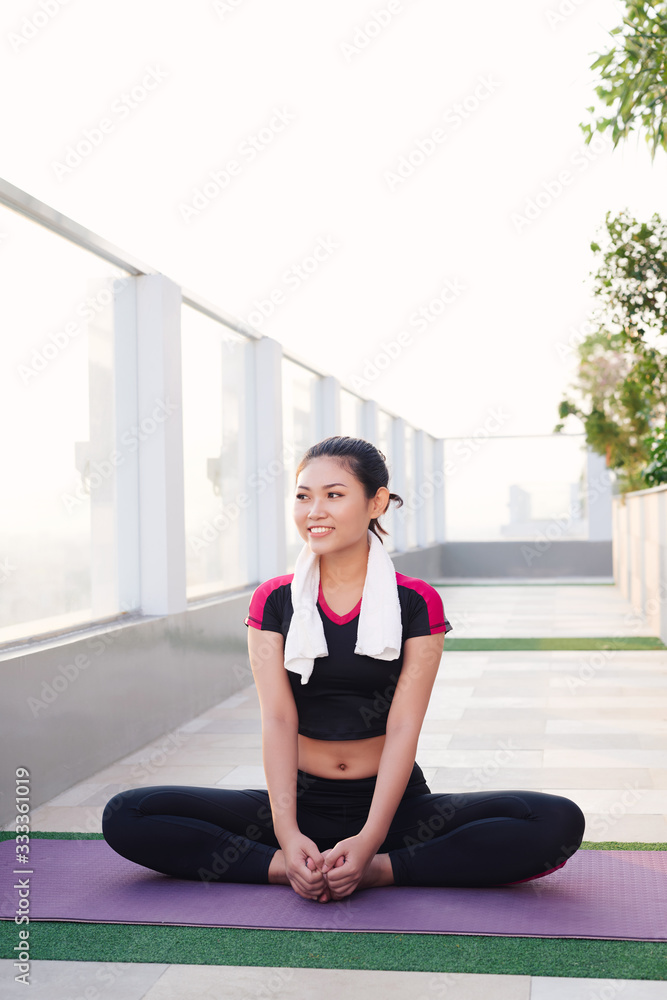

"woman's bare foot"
[267, 849, 290, 885]
[267, 848, 394, 900]
[358, 852, 394, 889]
[267, 850, 332, 902]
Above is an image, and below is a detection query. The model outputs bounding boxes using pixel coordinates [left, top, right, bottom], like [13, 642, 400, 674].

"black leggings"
[102, 763, 586, 888]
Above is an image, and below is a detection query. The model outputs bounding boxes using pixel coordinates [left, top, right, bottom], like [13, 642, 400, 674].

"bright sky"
[2, 0, 666, 442]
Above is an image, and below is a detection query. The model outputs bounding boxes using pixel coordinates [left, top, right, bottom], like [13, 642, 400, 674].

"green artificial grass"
[442, 636, 666, 651]
[2, 923, 665, 979]
[1, 835, 666, 978]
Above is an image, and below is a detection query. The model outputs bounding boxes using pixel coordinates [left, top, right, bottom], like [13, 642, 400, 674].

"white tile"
[216, 765, 267, 787]
[0, 960, 167, 999]
[546, 719, 667, 734]
[552, 788, 666, 814]
[531, 976, 667, 999]
[141, 965, 532, 1000]
[544, 750, 667, 769]
[581, 812, 667, 842]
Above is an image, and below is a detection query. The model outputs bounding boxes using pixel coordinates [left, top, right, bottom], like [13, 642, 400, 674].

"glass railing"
[0, 201, 135, 644]
[181, 304, 251, 598]
[443, 433, 591, 540]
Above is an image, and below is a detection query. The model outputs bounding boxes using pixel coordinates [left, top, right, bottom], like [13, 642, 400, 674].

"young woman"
[102, 436, 585, 902]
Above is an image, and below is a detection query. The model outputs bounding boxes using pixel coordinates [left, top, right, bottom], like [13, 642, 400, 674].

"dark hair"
[294, 435, 403, 543]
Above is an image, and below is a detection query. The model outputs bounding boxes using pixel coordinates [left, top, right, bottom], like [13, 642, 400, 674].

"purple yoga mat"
[1, 840, 665, 940]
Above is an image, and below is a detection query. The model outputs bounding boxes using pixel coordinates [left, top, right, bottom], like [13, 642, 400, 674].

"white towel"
[284, 528, 403, 684]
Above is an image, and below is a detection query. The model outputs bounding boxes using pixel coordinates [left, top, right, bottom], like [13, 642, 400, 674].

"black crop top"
[244, 572, 453, 741]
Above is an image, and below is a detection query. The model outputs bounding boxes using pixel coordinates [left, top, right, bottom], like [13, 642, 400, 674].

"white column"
[361, 399, 378, 444]
[392, 417, 407, 552]
[586, 446, 613, 540]
[135, 275, 187, 615]
[112, 277, 140, 614]
[316, 375, 340, 439]
[434, 438, 446, 543]
[253, 336, 286, 580]
[414, 429, 427, 548]
[85, 275, 132, 619]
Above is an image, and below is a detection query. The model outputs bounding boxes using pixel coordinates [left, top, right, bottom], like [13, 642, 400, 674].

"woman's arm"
[247, 627, 328, 900]
[322, 631, 444, 897]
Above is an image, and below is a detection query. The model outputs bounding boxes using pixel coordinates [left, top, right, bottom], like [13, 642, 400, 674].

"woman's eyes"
[296, 492, 343, 500]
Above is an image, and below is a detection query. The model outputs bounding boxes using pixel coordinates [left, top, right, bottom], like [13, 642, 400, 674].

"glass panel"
[283, 359, 319, 571]
[443, 435, 589, 540]
[181, 306, 249, 598]
[0, 203, 134, 645]
[376, 410, 396, 552]
[340, 389, 363, 439]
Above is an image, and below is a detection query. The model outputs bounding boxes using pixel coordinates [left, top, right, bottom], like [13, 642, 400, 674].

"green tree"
[555, 209, 667, 492]
[580, 0, 667, 160]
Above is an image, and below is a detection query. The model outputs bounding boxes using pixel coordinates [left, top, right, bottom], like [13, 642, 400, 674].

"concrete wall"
[438, 540, 613, 578]
[612, 484, 667, 644]
[1, 592, 251, 829]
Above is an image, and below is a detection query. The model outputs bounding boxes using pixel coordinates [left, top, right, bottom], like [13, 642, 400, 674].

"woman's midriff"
[297, 732, 386, 779]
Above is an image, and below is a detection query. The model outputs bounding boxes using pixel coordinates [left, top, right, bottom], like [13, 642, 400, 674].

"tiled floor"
[3, 581, 666, 997]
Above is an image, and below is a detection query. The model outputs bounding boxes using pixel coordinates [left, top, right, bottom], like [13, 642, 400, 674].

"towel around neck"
[284, 528, 403, 684]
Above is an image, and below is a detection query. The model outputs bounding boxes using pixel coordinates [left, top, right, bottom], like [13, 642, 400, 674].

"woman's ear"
[372, 486, 390, 518]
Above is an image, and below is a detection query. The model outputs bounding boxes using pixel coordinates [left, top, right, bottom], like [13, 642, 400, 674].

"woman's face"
[293, 456, 388, 553]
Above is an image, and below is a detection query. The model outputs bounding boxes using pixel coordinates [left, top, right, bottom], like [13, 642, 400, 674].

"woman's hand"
[281, 833, 330, 902]
[320, 834, 376, 899]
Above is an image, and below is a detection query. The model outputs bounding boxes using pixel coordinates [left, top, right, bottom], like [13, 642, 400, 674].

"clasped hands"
[283, 832, 375, 903]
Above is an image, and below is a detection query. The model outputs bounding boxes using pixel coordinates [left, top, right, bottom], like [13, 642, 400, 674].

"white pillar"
[392, 417, 407, 552]
[586, 446, 613, 540]
[434, 438, 446, 542]
[112, 276, 141, 614]
[253, 336, 286, 580]
[414, 429, 427, 548]
[316, 375, 340, 439]
[135, 274, 186, 615]
[361, 399, 378, 445]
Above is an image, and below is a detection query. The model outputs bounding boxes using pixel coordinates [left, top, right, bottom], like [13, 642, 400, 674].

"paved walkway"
[3, 581, 666, 998]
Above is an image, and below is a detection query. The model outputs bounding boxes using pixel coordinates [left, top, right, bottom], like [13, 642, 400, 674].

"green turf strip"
[1, 923, 665, 978]
[442, 637, 666, 650]
[1, 835, 666, 977]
